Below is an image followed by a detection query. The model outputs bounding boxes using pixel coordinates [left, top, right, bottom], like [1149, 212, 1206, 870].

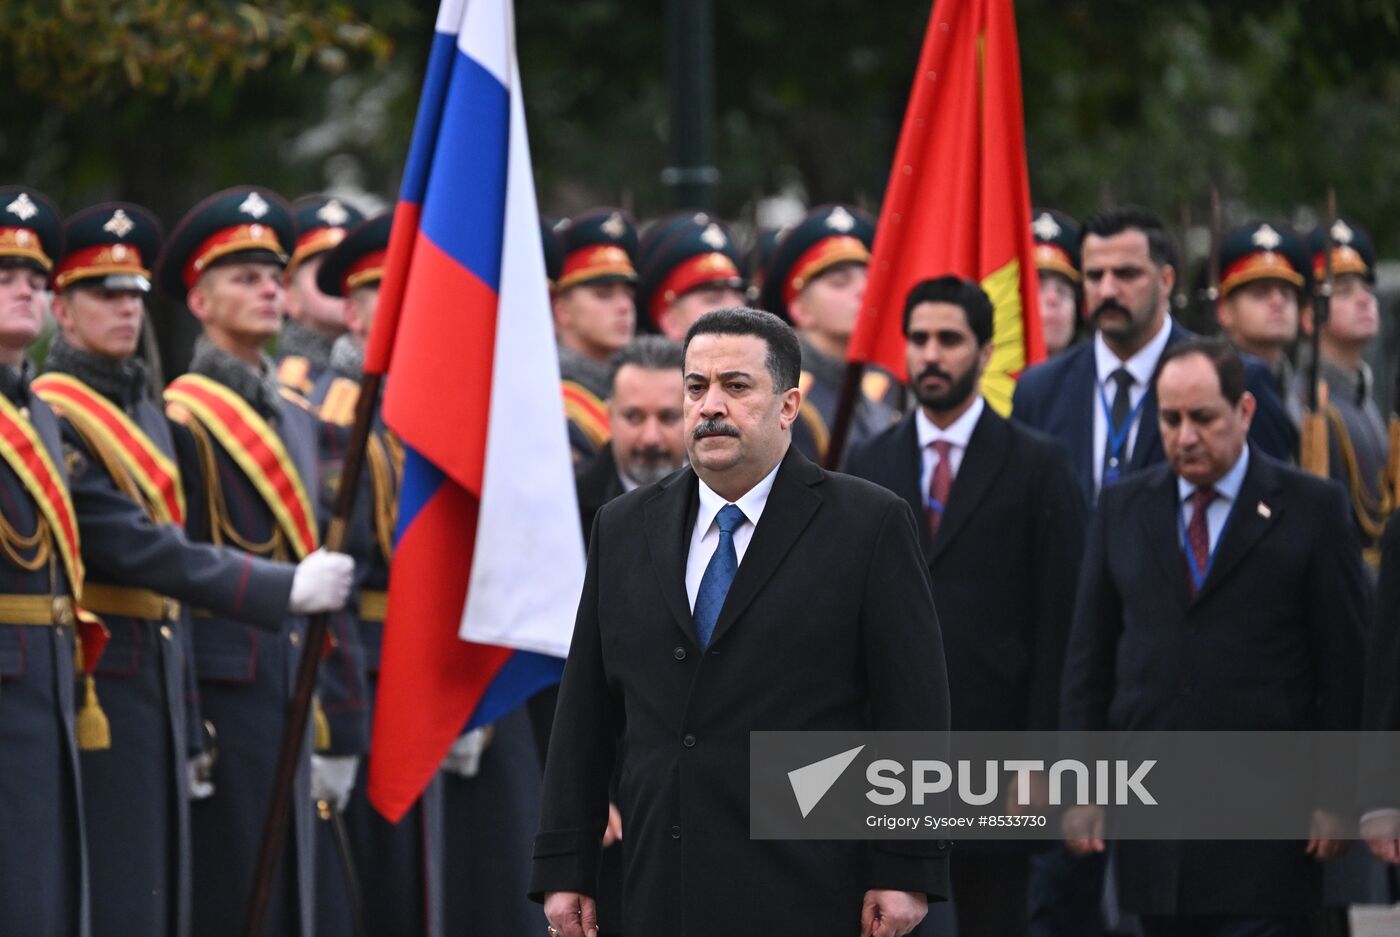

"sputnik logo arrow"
[788, 745, 865, 818]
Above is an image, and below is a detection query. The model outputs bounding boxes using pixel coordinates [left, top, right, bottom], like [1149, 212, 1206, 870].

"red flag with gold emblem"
[847, 0, 1044, 414]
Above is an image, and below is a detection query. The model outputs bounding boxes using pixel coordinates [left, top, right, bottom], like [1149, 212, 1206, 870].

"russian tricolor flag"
[364, 0, 586, 822]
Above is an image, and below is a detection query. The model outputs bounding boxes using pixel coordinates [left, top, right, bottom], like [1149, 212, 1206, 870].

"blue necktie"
[693, 503, 746, 649]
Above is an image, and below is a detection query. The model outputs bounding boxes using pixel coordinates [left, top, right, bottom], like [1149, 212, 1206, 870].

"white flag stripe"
[458, 49, 586, 658]
[434, 0, 468, 36]
[459, 0, 511, 87]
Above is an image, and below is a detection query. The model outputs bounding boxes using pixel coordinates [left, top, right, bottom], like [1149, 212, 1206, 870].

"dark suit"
[1011, 322, 1299, 505]
[1061, 450, 1368, 918]
[847, 405, 1086, 936]
[531, 446, 951, 935]
[847, 406, 1086, 732]
[575, 442, 626, 541]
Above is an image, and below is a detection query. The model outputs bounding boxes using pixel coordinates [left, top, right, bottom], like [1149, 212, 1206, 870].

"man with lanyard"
[275, 195, 364, 400]
[1013, 205, 1298, 507]
[0, 185, 88, 936]
[37, 200, 357, 937]
[156, 186, 356, 937]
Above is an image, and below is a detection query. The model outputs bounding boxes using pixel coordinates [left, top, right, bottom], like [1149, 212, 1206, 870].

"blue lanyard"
[1098, 378, 1147, 480]
[1177, 495, 1233, 592]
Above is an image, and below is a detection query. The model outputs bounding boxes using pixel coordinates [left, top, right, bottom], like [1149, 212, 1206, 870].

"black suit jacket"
[1061, 449, 1368, 916]
[1011, 321, 1299, 504]
[576, 442, 626, 541]
[846, 406, 1087, 732]
[531, 446, 951, 935]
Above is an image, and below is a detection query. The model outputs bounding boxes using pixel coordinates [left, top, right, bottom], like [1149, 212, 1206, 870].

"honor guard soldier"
[311, 213, 446, 937]
[156, 187, 355, 937]
[635, 212, 746, 342]
[0, 185, 88, 936]
[1294, 218, 1390, 564]
[1030, 208, 1084, 357]
[759, 203, 896, 464]
[39, 201, 361, 937]
[551, 208, 639, 466]
[276, 195, 364, 399]
[1214, 220, 1309, 417]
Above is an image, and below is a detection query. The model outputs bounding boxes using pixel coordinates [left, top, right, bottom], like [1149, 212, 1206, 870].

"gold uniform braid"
[0, 503, 51, 573]
[184, 417, 288, 561]
[1324, 405, 1389, 564]
[366, 432, 399, 565]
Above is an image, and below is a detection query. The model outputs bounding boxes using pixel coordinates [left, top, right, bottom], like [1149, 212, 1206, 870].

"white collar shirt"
[1092, 315, 1174, 493]
[685, 457, 782, 611]
[915, 396, 985, 501]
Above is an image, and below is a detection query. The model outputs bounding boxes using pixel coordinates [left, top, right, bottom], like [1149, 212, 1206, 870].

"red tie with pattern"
[927, 440, 953, 540]
[1186, 486, 1217, 593]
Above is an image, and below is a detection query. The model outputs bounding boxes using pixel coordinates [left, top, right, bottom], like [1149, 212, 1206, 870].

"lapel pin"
[1257, 502, 1271, 519]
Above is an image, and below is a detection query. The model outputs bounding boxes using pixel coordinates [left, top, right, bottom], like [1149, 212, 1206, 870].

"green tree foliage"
[0, 1, 393, 102]
[0, 0, 1396, 255]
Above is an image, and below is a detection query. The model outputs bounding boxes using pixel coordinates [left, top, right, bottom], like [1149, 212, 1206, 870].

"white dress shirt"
[1092, 316, 1173, 492]
[1176, 445, 1250, 554]
[915, 396, 985, 500]
[685, 458, 782, 611]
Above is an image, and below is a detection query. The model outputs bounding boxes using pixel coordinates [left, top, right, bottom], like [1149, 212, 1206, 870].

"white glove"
[440, 726, 493, 778]
[288, 549, 354, 614]
[187, 753, 215, 800]
[311, 754, 360, 813]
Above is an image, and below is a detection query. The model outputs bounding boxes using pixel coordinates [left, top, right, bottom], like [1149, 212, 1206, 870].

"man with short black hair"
[1013, 206, 1297, 505]
[533, 306, 950, 937]
[1061, 337, 1366, 937]
[848, 276, 1086, 937]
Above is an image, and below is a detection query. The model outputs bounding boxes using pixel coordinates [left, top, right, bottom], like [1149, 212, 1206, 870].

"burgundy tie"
[927, 440, 953, 540]
[1186, 486, 1217, 593]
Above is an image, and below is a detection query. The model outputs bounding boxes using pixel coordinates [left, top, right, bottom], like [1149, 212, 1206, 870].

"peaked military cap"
[54, 202, 163, 293]
[316, 212, 393, 298]
[156, 186, 294, 302]
[636, 212, 744, 327]
[286, 195, 365, 282]
[759, 204, 874, 320]
[0, 186, 62, 275]
[541, 217, 563, 290]
[1308, 217, 1375, 284]
[1216, 221, 1309, 297]
[553, 208, 639, 292]
[1030, 208, 1081, 284]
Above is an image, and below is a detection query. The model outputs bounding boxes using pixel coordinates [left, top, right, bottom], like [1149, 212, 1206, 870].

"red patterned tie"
[927, 440, 953, 540]
[1186, 486, 1217, 593]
